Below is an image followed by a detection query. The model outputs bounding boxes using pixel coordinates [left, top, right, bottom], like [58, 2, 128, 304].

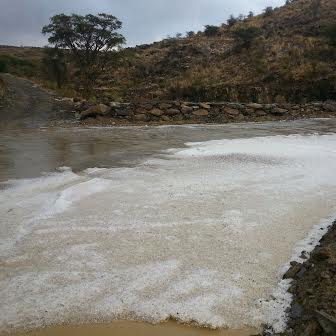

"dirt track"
[0, 74, 74, 128]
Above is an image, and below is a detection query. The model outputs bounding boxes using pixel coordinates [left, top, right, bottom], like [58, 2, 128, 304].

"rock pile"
[74, 100, 336, 124]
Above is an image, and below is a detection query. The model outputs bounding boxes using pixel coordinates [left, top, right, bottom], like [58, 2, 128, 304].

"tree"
[42, 47, 68, 88]
[263, 7, 274, 17]
[42, 13, 125, 98]
[186, 31, 195, 38]
[204, 25, 220, 37]
[227, 15, 238, 27]
[248, 11, 254, 19]
[232, 25, 262, 49]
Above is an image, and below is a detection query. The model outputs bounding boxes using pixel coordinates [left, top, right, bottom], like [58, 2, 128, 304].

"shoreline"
[271, 220, 336, 335]
[3, 321, 258, 336]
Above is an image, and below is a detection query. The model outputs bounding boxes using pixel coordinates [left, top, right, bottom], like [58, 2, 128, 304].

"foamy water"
[1, 133, 336, 333]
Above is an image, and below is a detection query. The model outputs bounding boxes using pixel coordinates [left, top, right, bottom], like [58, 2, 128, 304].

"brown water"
[10, 321, 258, 336]
[1, 118, 336, 182]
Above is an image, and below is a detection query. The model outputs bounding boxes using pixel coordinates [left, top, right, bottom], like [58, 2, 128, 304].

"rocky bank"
[266, 221, 336, 336]
[75, 100, 336, 125]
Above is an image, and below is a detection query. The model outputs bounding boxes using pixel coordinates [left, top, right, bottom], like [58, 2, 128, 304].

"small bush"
[227, 15, 238, 27]
[204, 25, 220, 37]
[263, 7, 274, 17]
[232, 26, 262, 48]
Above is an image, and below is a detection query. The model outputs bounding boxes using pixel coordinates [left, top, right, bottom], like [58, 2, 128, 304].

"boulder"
[247, 103, 263, 109]
[110, 102, 122, 108]
[80, 104, 110, 120]
[181, 105, 193, 113]
[199, 103, 211, 109]
[159, 103, 173, 109]
[115, 109, 130, 117]
[166, 108, 180, 116]
[224, 107, 240, 116]
[322, 102, 336, 112]
[271, 107, 288, 115]
[134, 114, 147, 121]
[161, 115, 171, 122]
[148, 108, 164, 116]
[192, 109, 209, 116]
[255, 109, 267, 116]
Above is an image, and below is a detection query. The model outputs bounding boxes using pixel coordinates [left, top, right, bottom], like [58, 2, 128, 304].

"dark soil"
[270, 221, 336, 336]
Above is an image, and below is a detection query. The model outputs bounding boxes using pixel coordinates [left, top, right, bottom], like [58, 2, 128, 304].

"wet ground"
[1, 75, 336, 335]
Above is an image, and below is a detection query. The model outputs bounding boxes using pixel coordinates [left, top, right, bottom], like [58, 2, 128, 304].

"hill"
[0, 0, 335, 104]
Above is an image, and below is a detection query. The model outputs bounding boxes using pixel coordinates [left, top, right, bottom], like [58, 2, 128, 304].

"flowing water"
[1, 118, 336, 334]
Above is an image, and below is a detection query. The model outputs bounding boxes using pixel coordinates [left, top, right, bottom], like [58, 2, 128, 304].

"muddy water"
[1, 118, 335, 182]
[11, 321, 257, 336]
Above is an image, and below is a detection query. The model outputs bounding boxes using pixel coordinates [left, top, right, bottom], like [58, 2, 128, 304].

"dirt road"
[0, 74, 74, 128]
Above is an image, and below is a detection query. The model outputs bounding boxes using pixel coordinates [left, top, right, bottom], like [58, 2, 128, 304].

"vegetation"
[42, 13, 125, 97]
[204, 25, 220, 37]
[0, 0, 335, 103]
[232, 25, 262, 49]
[41, 48, 68, 88]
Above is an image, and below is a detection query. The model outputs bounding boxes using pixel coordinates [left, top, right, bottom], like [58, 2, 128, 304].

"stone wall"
[77, 100, 336, 124]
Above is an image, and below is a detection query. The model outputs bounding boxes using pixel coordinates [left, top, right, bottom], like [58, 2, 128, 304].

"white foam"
[1, 134, 336, 333]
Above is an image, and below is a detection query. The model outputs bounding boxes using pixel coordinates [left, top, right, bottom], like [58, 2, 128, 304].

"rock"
[161, 116, 170, 122]
[192, 109, 209, 116]
[301, 321, 320, 336]
[315, 311, 336, 335]
[283, 263, 303, 279]
[247, 103, 263, 109]
[322, 102, 336, 112]
[181, 105, 193, 113]
[159, 103, 173, 109]
[290, 302, 303, 319]
[199, 103, 211, 109]
[110, 102, 122, 108]
[80, 104, 110, 120]
[255, 109, 267, 116]
[142, 103, 154, 110]
[271, 107, 288, 115]
[134, 114, 147, 121]
[148, 108, 164, 116]
[315, 247, 332, 261]
[165, 108, 180, 116]
[115, 109, 130, 117]
[224, 107, 240, 116]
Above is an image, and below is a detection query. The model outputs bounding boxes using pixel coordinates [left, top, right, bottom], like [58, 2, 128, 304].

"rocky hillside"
[104, 0, 336, 103]
[0, 0, 335, 104]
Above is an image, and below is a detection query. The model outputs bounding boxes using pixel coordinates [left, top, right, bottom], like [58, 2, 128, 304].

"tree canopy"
[42, 13, 126, 97]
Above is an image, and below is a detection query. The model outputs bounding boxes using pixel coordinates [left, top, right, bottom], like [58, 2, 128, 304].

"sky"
[0, 0, 285, 47]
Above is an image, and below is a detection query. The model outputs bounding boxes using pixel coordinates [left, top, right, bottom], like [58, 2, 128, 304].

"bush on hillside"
[264, 7, 274, 17]
[232, 25, 262, 48]
[204, 25, 220, 37]
[227, 15, 238, 27]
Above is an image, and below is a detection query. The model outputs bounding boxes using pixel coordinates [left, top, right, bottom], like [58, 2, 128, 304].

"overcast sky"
[0, 0, 285, 47]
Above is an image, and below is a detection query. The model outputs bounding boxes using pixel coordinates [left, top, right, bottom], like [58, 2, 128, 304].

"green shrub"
[232, 26, 262, 48]
[204, 25, 220, 37]
[263, 7, 274, 17]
